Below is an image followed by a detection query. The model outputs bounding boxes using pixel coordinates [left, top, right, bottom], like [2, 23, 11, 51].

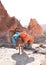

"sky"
[1, 0, 46, 26]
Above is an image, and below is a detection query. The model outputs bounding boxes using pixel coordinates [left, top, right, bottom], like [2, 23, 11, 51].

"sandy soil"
[0, 44, 46, 65]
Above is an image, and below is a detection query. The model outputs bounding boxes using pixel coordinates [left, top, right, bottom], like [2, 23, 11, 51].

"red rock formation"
[0, 1, 10, 35]
[28, 19, 44, 36]
[0, 1, 23, 36]
[0, 1, 24, 43]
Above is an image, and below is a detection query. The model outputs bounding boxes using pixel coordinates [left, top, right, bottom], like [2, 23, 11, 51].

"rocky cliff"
[28, 19, 44, 36]
[0, 1, 23, 43]
[28, 19, 46, 43]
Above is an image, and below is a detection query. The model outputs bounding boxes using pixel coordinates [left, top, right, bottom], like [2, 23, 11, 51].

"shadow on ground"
[11, 52, 35, 65]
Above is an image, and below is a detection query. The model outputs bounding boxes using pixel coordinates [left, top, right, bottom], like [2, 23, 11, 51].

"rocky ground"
[0, 44, 46, 65]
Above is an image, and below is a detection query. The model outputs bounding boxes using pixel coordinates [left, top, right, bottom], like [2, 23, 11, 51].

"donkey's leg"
[16, 44, 18, 50]
[18, 44, 22, 55]
[21, 46, 23, 53]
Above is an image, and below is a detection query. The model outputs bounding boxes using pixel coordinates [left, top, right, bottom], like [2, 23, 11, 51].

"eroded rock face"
[0, 1, 23, 34]
[28, 19, 44, 36]
[0, 1, 10, 35]
[0, 1, 23, 43]
[27, 19, 46, 43]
